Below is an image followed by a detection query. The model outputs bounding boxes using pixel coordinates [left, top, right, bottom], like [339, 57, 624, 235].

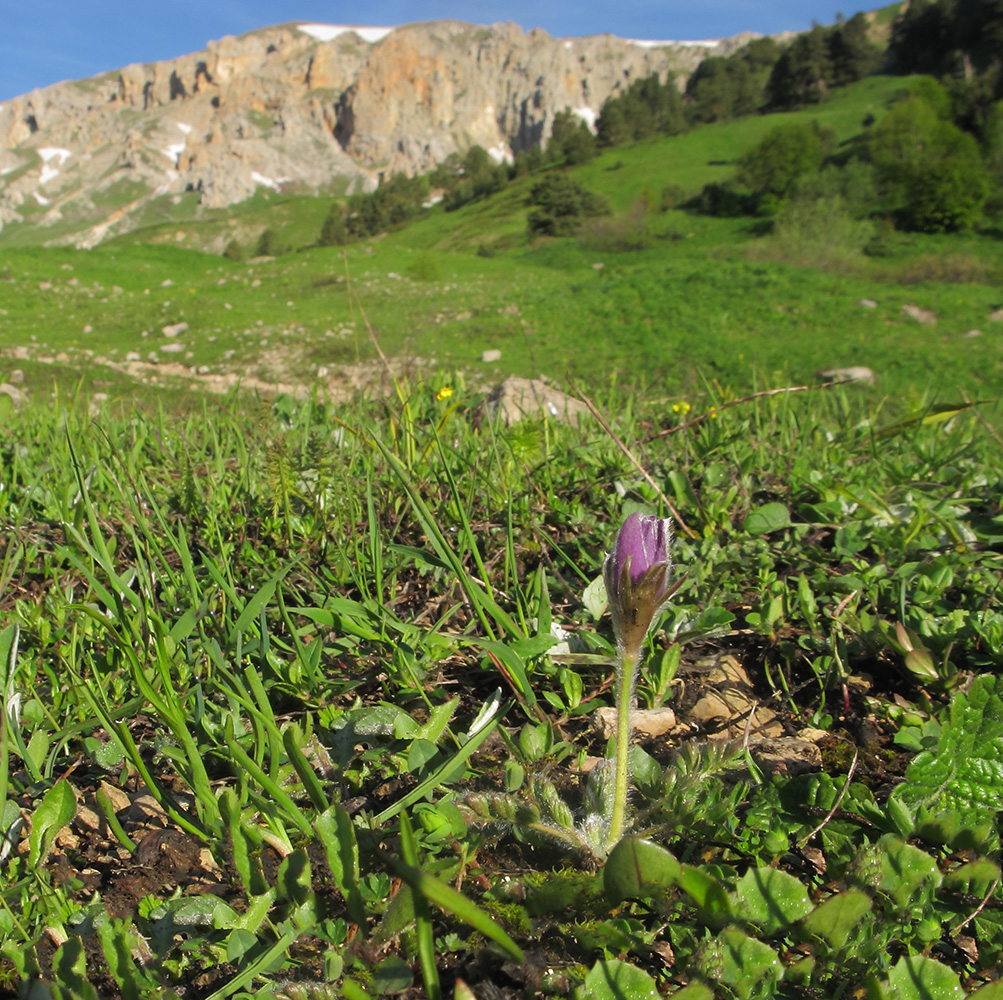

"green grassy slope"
[1, 75, 1001, 412]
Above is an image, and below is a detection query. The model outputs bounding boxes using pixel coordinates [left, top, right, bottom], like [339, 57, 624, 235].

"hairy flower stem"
[607, 648, 638, 852]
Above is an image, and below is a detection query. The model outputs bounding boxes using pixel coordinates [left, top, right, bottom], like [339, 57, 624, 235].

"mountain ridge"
[0, 19, 767, 248]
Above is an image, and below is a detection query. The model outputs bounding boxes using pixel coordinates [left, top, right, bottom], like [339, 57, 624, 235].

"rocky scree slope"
[0, 20, 756, 248]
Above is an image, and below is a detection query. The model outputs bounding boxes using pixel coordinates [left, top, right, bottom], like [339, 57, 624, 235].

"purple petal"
[614, 513, 669, 587]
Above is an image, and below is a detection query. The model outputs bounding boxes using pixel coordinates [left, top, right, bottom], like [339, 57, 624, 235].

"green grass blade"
[372, 706, 504, 826]
[223, 718, 314, 838]
[381, 851, 524, 963]
[400, 811, 441, 1000]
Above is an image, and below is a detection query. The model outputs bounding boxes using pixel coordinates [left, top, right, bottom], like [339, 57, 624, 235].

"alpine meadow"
[2, 3, 1003, 998]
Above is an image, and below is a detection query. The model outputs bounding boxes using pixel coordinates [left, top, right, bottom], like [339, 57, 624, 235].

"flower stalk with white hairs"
[602, 512, 677, 851]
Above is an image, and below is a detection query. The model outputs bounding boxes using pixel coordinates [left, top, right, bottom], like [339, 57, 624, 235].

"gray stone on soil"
[484, 376, 588, 426]
[593, 706, 677, 740]
[902, 304, 936, 324]
[689, 654, 783, 739]
[818, 366, 876, 385]
[748, 737, 822, 777]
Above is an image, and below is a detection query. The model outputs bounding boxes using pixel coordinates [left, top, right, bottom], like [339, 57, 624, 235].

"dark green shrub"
[526, 174, 609, 236]
[863, 217, 898, 257]
[346, 172, 428, 237]
[697, 181, 753, 217]
[255, 228, 281, 257]
[443, 146, 509, 210]
[223, 239, 243, 262]
[869, 96, 990, 231]
[736, 122, 833, 202]
[659, 184, 687, 211]
[318, 205, 347, 247]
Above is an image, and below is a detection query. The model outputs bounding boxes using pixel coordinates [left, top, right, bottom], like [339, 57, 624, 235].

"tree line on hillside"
[696, 0, 1003, 235]
[223, 2, 1003, 259]
[695, 75, 996, 236]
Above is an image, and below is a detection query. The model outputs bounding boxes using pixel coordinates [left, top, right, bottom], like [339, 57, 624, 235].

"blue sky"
[1, 1, 859, 103]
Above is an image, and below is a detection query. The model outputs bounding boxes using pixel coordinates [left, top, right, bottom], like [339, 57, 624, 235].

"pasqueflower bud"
[603, 512, 673, 658]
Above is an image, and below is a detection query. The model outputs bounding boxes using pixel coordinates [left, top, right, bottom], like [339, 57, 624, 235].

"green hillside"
[2, 74, 1001, 414]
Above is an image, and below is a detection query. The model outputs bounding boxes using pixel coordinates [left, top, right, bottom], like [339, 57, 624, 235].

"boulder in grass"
[818, 366, 876, 385]
[902, 304, 936, 324]
[0, 383, 24, 411]
[988, 308, 1003, 322]
[484, 376, 588, 426]
[162, 321, 189, 338]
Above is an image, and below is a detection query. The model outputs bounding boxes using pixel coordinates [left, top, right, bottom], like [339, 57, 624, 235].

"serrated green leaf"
[890, 673, 1003, 829]
[734, 866, 814, 934]
[801, 891, 871, 948]
[52, 937, 98, 1000]
[604, 836, 681, 905]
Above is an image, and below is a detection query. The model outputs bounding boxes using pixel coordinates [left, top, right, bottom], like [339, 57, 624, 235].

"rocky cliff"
[0, 20, 756, 247]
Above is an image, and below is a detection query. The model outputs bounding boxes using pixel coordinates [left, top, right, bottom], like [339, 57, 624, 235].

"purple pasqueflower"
[603, 512, 674, 657]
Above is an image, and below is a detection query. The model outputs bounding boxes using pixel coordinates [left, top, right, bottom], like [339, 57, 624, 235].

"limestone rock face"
[0, 19, 756, 247]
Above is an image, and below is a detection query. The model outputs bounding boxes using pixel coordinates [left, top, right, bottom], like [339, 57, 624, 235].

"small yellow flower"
[709, 406, 718, 420]
[436, 386, 453, 401]
[671, 400, 691, 416]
